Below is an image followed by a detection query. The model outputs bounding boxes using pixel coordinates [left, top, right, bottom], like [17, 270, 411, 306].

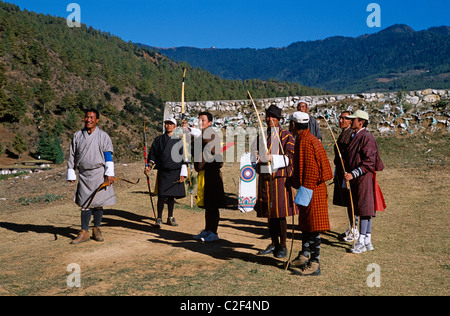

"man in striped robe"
[290, 112, 333, 276]
[254, 105, 297, 258]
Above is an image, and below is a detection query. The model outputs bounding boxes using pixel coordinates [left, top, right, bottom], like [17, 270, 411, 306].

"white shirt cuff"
[188, 127, 202, 138]
[104, 161, 115, 177]
[67, 168, 76, 181]
[180, 164, 188, 177]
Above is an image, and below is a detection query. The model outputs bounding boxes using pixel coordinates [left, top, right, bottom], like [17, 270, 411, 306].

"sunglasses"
[339, 116, 351, 120]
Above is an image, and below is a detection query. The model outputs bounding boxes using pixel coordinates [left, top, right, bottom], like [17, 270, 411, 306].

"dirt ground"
[0, 153, 449, 296]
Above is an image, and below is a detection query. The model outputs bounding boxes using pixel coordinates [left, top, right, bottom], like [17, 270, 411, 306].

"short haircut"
[85, 108, 100, 119]
[290, 121, 309, 131]
[198, 111, 213, 122]
[362, 119, 369, 128]
[355, 118, 369, 127]
[297, 102, 308, 109]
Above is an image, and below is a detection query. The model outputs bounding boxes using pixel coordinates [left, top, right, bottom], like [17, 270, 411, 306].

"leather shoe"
[71, 230, 90, 244]
[92, 227, 104, 242]
[274, 247, 287, 258]
[257, 244, 275, 255]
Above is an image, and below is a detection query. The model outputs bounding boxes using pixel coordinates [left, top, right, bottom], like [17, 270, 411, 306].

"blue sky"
[5, 0, 449, 48]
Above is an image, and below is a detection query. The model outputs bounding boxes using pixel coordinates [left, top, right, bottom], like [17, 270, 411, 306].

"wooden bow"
[181, 68, 194, 207]
[181, 68, 191, 185]
[143, 121, 157, 221]
[324, 118, 356, 249]
[247, 90, 273, 174]
[82, 177, 140, 211]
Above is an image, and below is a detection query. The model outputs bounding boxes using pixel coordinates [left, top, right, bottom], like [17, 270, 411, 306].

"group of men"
[67, 100, 383, 277]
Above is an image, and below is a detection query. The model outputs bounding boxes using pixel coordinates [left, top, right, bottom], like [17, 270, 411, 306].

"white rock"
[423, 94, 440, 103]
[409, 96, 420, 105]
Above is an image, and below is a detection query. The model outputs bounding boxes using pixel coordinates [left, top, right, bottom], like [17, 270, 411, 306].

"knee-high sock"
[167, 197, 175, 218]
[309, 233, 321, 263]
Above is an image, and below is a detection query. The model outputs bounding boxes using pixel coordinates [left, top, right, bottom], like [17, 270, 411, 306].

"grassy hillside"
[0, 1, 326, 163]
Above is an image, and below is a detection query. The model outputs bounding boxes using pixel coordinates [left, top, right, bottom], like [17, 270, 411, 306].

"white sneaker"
[201, 231, 219, 242]
[193, 230, 209, 240]
[351, 241, 367, 254]
[365, 242, 374, 251]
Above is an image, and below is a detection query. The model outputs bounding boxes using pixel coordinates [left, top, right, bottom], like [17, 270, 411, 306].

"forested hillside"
[157, 24, 450, 93]
[0, 1, 325, 163]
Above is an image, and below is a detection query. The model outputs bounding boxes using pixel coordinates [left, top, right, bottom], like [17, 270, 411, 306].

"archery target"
[239, 152, 257, 213]
[240, 165, 256, 182]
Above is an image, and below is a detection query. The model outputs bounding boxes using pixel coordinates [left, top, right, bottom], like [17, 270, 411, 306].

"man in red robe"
[290, 112, 333, 276]
[344, 110, 384, 254]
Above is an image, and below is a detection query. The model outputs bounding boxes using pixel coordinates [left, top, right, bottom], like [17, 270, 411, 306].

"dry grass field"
[0, 132, 448, 296]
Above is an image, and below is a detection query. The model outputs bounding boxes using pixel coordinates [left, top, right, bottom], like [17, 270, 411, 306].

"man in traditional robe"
[333, 111, 359, 242]
[297, 101, 322, 141]
[254, 105, 297, 259]
[144, 117, 187, 228]
[183, 112, 225, 242]
[344, 110, 384, 254]
[290, 111, 333, 276]
[67, 109, 115, 244]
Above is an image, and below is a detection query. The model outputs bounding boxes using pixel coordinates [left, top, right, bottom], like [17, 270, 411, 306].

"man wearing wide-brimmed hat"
[344, 110, 384, 254]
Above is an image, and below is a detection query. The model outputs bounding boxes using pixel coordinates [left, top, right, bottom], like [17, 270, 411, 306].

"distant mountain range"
[153, 24, 450, 93]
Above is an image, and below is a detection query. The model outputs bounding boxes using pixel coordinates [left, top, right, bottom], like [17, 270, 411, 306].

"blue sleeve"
[104, 151, 113, 162]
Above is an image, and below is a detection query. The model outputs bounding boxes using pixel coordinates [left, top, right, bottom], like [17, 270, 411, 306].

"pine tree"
[36, 132, 64, 163]
[6, 95, 26, 122]
[0, 88, 9, 119]
[12, 133, 27, 159]
[53, 135, 64, 164]
[35, 80, 54, 112]
[36, 132, 52, 160]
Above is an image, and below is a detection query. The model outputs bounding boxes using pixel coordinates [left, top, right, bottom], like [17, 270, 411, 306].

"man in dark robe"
[183, 112, 226, 242]
[145, 117, 186, 228]
[333, 111, 359, 242]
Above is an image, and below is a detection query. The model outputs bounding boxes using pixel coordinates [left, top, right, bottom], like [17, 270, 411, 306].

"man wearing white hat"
[344, 110, 384, 254]
[289, 112, 333, 276]
[144, 116, 187, 227]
